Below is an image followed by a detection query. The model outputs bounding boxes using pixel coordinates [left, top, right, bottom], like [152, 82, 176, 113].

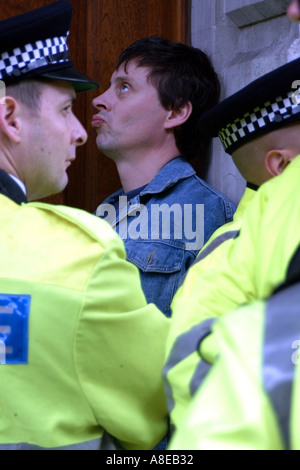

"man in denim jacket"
[93, 36, 235, 316]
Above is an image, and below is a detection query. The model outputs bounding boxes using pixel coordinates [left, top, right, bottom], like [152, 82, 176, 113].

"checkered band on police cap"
[218, 90, 300, 153]
[0, 34, 70, 81]
[197, 57, 300, 155]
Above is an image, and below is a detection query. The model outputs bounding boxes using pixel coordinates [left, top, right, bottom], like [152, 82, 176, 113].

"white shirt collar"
[9, 174, 27, 196]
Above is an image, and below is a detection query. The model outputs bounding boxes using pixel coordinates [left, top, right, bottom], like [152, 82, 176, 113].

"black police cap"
[199, 57, 300, 155]
[0, 0, 99, 92]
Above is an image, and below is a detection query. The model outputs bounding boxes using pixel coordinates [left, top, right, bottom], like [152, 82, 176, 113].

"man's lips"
[91, 115, 105, 127]
[65, 156, 75, 168]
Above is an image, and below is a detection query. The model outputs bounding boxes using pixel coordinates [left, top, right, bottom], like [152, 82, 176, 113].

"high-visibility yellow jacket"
[0, 196, 169, 450]
[164, 186, 255, 428]
[168, 154, 300, 449]
[169, 273, 300, 450]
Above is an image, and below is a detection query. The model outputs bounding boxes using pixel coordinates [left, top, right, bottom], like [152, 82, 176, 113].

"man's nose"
[92, 89, 111, 111]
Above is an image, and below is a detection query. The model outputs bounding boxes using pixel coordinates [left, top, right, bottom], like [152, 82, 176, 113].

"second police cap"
[199, 57, 300, 155]
[0, 0, 99, 92]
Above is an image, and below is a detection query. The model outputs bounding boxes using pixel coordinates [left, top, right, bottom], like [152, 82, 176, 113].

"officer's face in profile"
[19, 80, 87, 201]
[287, 0, 300, 21]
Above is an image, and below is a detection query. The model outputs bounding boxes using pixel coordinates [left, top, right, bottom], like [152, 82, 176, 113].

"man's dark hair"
[117, 35, 220, 160]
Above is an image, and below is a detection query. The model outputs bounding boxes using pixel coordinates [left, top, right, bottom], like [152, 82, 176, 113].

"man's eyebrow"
[111, 75, 133, 85]
[60, 96, 76, 107]
[67, 95, 76, 104]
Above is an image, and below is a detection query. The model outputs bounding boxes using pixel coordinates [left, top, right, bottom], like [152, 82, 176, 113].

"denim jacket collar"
[140, 156, 195, 196]
[103, 156, 195, 204]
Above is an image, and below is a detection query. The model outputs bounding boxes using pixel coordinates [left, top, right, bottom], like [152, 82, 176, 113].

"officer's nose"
[72, 116, 88, 146]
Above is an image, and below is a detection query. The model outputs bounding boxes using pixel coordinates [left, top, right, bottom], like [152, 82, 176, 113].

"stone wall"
[191, 0, 300, 205]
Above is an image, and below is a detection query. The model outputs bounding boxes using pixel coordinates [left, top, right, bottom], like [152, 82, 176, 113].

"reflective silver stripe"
[263, 282, 300, 450]
[0, 434, 117, 450]
[195, 230, 240, 263]
[178, 230, 240, 289]
[190, 356, 213, 397]
[163, 319, 215, 413]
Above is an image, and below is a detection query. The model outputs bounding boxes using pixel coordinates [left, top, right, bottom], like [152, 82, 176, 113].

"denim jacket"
[95, 157, 236, 316]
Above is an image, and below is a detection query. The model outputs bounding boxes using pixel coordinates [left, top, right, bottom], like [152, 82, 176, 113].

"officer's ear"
[0, 96, 21, 143]
[264, 148, 293, 177]
[164, 101, 193, 129]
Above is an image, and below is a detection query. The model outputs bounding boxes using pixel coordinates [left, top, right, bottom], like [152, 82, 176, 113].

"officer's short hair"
[6, 79, 47, 112]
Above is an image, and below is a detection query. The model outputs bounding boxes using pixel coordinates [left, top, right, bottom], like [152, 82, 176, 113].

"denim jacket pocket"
[125, 240, 186, 317]
[125, 239, 185, 273]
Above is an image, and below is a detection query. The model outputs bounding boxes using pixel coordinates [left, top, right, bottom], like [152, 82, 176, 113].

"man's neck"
[114, 151, 179, 193]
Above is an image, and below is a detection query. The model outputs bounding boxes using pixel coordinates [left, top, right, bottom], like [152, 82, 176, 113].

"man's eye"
[121, 84, 129, 92]
[62, 105, 72, 114]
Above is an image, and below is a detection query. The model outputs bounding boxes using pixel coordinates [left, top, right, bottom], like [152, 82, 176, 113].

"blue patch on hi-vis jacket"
[0, 294, 31, 365]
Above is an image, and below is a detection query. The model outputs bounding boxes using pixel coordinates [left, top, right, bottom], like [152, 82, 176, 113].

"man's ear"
[0, 96, 21, 143]
[164, 101, 193, 129]
[265, 149, 294, 177]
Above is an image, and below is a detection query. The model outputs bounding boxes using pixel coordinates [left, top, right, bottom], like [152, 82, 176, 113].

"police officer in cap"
[164, 56, 300, 434]
[166, 1, 300, 451]
[0, 0, 169, 450]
